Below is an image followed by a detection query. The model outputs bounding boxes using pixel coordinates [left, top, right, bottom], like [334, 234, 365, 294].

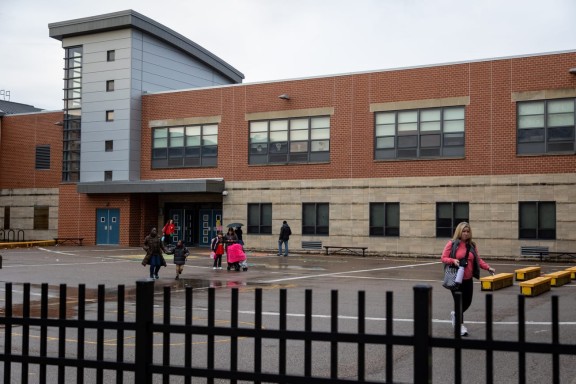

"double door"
[96, 208, 120, 245]
[166, 208, 221, 247]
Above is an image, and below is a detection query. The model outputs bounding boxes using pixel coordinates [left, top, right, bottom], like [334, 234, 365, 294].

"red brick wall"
[141, 52, 576, 182]
[0, 111, 63, 188]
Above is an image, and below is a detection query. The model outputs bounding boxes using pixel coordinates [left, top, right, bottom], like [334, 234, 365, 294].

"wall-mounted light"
[222, 190, 228, 196]
[278, 94, 290, 100]
[54, 121, 63, 126]
[569, 68, 576, 75]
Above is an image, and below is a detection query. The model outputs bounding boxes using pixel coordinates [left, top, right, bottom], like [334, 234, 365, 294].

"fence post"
[413, 285, 432, 384]
[135, 279, 155, 384]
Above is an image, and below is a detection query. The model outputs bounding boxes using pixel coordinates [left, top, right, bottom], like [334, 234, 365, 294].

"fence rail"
[0, 281, 575, 383]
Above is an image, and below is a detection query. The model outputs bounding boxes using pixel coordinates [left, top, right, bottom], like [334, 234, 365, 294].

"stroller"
[226, 243, 248, 271]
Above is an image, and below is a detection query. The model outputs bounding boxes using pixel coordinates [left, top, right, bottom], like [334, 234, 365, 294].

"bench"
[520, 246, 549, 261]
[514, 266, 541, 281]
[520, 246, 576, 261]
[566, 266, 576, 280]
[301, 241, 322, 251]
[519, 276, 551, 297]
[54, 237, 84, 246]
[545, 271, 572, 287]
[324, 246, 368, 257]
[480, 273, 514, 291]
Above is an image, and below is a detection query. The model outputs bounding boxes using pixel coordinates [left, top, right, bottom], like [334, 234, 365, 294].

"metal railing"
[0, 281, 575, 383]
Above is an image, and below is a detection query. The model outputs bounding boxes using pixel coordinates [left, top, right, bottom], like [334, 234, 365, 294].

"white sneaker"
[218, 267, 222, 270]
[450, 311, 455, 327]
[460, 324, 468, 336]
[213, 267, 217, 270]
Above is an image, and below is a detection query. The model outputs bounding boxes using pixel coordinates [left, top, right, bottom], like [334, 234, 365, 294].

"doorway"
[96, 208, 120, 245]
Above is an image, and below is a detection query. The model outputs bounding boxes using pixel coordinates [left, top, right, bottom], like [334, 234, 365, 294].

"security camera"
[222, 190, 228, 196]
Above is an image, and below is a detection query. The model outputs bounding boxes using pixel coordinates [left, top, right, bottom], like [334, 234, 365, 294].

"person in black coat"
[278, 221, 292, 256]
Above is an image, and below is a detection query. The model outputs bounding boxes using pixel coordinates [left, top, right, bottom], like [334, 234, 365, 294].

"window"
[106, 80, 114, 92]
[3, 207, 10, 230]
[369, 203, 400, 236]
[249, 116, 330, 164]
[519, 202, 556, 239]
[152, 124, 218, 168]
[104, 171, 113, 181]
[35, 145, 50, 170]
[106, 110, 114, 121]
[107, 50, 115, 62]
[62, 46, 82, 182]
[302, 203, 329, 235]
[375, 106, 465, 159]
[517, 99, 575, 154]
[436, 202, 469, 237]
[105, 140, 113, 152]
[33, 206, 49, 230]
[247, 203, 272, 234]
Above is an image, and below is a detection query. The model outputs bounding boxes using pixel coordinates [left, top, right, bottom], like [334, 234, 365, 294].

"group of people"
[145, 218, 492, 337]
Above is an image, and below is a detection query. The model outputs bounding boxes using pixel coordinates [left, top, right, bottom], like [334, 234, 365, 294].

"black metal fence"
[0, 281, 575, 383]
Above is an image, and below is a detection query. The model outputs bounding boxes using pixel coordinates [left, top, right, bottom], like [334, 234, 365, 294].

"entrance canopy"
[77, 178, 224, 194]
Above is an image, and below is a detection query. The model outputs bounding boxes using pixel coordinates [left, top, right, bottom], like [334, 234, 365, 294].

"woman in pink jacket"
[441, 222, 495, 336]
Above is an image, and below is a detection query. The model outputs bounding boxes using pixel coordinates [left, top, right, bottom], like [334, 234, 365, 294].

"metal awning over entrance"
[77, 178, 224, 194]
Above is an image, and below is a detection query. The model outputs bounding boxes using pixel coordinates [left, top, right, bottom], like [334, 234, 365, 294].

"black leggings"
[451, 278, 473, 322]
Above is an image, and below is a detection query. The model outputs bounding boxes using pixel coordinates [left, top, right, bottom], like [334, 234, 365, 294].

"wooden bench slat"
[480, 273, 514, 291]
[519, 276, 551, 297]
[514, 266, 541, 281]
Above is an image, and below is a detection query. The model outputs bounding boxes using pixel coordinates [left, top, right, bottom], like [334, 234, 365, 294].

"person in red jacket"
[441, 222, 495, 336]
[162, 219, 175, 245]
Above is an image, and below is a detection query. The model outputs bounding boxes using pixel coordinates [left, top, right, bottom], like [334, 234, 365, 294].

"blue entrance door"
[96, 208, 120, 245]
[198, 209, 222, 247]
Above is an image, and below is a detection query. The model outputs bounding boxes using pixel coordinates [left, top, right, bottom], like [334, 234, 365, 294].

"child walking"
[171, 240, 190, 279]
[211, 232, 224, 270]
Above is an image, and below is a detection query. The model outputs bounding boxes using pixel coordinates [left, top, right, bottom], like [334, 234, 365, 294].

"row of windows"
[247, 201, 556, 240]
[151, 99, 574, 169]
[3, 206, 49, 230]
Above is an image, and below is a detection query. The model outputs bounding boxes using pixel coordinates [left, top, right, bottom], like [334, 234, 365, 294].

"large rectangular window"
[302, 203, 329, 235]
[247, 203, 272, 234]
[35, 145, 50, 170]
[517, 99, 575, 154]
[436, 202, 469, 237]
[152, 124, 218, 168]
[33, 206, 49, 230]
[62, 46, 82, 182]
[375, 106, 465, 159]
[249, 116, 330, 164]
[369, 203, 400, 236]
[519, 202, 556, 239]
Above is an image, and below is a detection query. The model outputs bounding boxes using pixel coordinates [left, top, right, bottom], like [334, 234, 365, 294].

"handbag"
[210, 251, 215, 259]
[442, 265, 460, 290]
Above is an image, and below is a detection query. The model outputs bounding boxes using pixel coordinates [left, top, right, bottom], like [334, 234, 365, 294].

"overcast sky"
[1, 0, 575, 111]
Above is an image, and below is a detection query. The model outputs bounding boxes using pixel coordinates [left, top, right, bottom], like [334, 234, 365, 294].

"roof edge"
[48, 9, 244, 83]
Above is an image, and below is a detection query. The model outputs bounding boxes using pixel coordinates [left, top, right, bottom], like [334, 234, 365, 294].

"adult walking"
[441, 222, 495, 336]
[142, 227, 169, 279]
[278, 220, 292, 256]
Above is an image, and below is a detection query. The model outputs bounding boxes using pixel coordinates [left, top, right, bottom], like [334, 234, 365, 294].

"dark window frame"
[33, 206, 49, 230]
[369, 202, 400, 236]
[106, 110, 114, 122]
[375, 106, 466, 160]
[107, 50, 115, 62]
[436, 202, 469, 238]
[104, 171, 113, 181]
[302, 203, 330, 235]
[106, 80, 114, 92]
[151, 124, 218, 168]
[519, 201, 556, 239]
[517, 98, 575, 155]
[62, 46, 82, 183]
[247, 203, 272, 234]
[105, 140, 113, 152]
[249, 116, 331, 165]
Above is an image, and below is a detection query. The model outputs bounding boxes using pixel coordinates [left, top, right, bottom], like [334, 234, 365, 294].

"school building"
[1, 9, 575, 258]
